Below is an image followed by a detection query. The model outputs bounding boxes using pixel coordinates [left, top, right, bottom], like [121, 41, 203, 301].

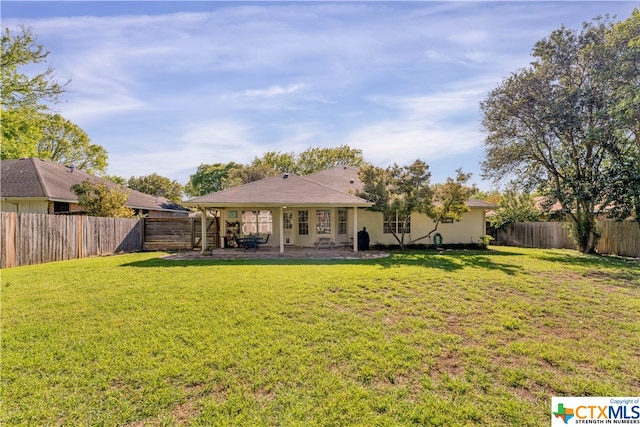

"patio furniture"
[237, 234, 270, 252]
[314, 237, 335, 249]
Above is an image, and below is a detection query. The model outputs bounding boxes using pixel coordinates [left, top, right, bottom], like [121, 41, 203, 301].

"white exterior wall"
[219, 206, 487, 248]
[358, 208, 487, 246]
[0, 200, 49, 214]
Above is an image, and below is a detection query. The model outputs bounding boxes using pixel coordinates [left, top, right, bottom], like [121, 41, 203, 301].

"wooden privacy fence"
[1, 212, 143, 268]
[143, 217, 219, 251]
[496, 220, 640, 257]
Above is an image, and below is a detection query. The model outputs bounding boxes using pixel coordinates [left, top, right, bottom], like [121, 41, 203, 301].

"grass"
[1, 247, 639, 426]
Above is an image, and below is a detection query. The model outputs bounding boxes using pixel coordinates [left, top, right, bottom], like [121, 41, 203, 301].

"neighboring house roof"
[533, 196, 564, 214]
[1, 158, 188, 213]
[184, 173, 372, 207]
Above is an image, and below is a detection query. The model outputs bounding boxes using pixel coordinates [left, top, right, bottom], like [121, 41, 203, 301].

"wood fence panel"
[143, 218, 195, 250]
[1, 212, 17, 268]
[497, 220, 639, 257]
[0, 212, 143, 268]
[596, 220, 640, 257]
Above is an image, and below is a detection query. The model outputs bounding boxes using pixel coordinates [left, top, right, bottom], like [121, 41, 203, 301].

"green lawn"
[2, 247, 639, 426]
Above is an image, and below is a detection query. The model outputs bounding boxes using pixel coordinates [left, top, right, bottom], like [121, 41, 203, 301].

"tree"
[251, 151, 296, 174]
[1, 26, 109, 174]
[600, 9, 640, 224]
[430, 169, 477, 232]
[489, 183, 540, 229]
[1, 25, 66, 109]
[184, 162, 238, 197]
[37, 114, 107, 174]
[295, 145, 365, 175]
[357, 160, 474, 250]
[127, 173, 183, 203]
[251, 145, 365, 176]
[480, 12, 640, 253]
[71, 180, 134, 218]
[223, 164, 279, 188]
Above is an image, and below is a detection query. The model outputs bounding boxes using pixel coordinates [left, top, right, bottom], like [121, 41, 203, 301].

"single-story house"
[1, 158, 189, 217]
[183, 165, 495, 253]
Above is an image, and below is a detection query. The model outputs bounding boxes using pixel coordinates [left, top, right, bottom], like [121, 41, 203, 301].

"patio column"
[200, 207, 208, 253]
[279, 206, 285, 253]
[352, 206, 358, 252]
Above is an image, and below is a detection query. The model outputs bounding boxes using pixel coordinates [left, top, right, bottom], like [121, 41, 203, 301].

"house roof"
[184, 165, 496, 210]
[1, 158, 188, 212]
[304, 165, 363, 194]
[184, 173, 373, 208]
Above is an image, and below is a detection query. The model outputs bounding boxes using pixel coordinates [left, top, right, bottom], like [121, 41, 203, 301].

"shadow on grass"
[120, 249, 526, 275]
[535, 252, 640, 287]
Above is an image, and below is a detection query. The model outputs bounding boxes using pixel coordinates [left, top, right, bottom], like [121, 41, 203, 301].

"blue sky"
[4, 1, 639, 190]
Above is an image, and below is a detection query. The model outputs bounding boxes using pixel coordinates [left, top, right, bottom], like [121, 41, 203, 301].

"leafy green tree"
[1, 107, 41, 158]
[1, 25, 66, 109]
[489, 183, 540, 229]
[599, 9, 640, 223]
[71, 181, 134, 218]
[1, 26, 108, 173]
[127, 173, 183, 203]
[430, 169, 477, 229]
[358, 160, 474, 249]
[295, 145, 365, 175]
[37, 114, 107, 174]
[184, 162, 238, 197]
[223, 164, 279, 188]
[251, 151, 296, 174]
[251, 145, 365, 176]
[481, 12, 639, 253]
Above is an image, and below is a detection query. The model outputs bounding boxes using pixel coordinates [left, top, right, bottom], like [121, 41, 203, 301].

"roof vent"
[350, 179, 354, 184]
[283, 173, 289, 179]
[343, 166, 347, 170]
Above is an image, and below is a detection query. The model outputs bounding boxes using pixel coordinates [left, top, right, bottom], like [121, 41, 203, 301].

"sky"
[3, 1, 639, 191]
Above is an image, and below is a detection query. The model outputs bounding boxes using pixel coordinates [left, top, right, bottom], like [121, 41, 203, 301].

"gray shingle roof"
[184, 165, 496, 209]
[184, 173, 372, 207]
[304, 165, 363, 194]
[1, 158, 188, 212]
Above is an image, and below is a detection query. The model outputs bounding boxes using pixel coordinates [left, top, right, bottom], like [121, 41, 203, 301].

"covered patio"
[183, 171, 373, 254]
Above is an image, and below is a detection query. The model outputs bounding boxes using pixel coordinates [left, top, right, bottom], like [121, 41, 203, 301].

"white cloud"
[243, 84, 306, 98]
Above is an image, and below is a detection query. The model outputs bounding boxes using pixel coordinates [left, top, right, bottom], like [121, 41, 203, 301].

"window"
[316, 210, 331, 234]
[283, 212, 293, 230]
[337, 209, 347, 235]
[242, 210, 272, 235]
[383, 212, 410, 234]
[53, 202, 70, 214]
[298, 210, 309, 235]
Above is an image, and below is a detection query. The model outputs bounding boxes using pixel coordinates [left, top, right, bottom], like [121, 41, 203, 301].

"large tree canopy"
[1, 26, 108, 174]
[184, 162, 239, 197]
[127, 173, 184, 203]
[37, 114, 107, 174]
[481, 11, 640, 253]
[251, 145, 366, 176]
